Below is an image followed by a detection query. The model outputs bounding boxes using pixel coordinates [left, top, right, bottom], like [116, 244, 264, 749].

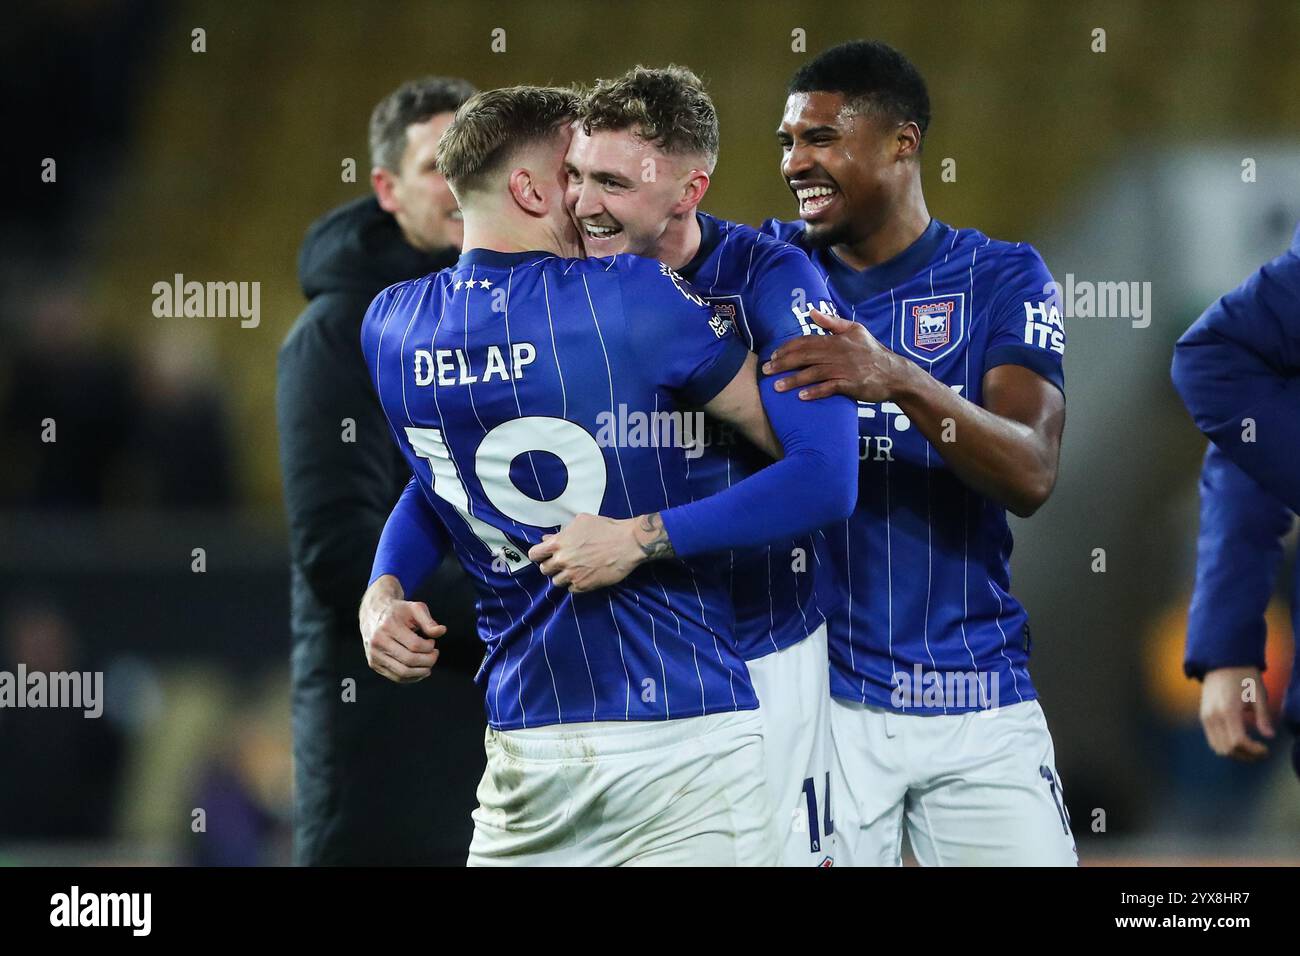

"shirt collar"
[456, 248, 556, 269]
[677, 212, 723, 282]
[818, 218, 950, 302]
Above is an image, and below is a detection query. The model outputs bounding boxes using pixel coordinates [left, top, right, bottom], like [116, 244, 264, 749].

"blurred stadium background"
[2, 0, 1298, 865]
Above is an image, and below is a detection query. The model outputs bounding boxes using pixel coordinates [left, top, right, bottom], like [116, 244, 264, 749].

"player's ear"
[895, 121, 922, 161]
[372, 166, 400, 213]
[507, 167, 548, 216]
[674, 168, 711, 215]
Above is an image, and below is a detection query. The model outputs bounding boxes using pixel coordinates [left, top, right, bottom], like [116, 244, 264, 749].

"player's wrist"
[360, 575, 404, 628]
[886, 353, 926, 401]
[1204, 664, 1262, 683]
[629, 512, 675, 565]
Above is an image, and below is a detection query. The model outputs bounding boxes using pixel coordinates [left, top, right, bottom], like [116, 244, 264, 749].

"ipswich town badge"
[900, 292, 965, 361]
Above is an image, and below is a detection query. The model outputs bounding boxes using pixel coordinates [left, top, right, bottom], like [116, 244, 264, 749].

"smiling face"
[777, 90, 910, 249]
[564, 126, 705, 258]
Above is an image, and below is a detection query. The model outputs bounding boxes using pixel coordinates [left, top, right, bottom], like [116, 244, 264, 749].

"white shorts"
[747, 624, 835, 866]
[467, 709, 779, 866]
[830, 697, 1077, 866]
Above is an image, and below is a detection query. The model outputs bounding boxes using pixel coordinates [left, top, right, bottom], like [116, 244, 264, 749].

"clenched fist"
[359, 575, 446, 683]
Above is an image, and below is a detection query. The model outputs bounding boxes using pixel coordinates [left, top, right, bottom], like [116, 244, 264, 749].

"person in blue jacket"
[1172, 225, 1300, 776]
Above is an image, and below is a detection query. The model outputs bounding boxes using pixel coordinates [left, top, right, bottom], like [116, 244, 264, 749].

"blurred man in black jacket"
[277, 76, 484, 865]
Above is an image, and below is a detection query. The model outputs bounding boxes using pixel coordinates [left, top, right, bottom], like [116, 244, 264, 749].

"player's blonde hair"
[435, 85, 580, 198]
[579, 65, 719, 170]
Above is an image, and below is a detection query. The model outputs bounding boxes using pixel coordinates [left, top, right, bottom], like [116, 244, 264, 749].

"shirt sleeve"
[620, 257, 749, 407]
[982, 243, 1066, 393]
[657, 245, 859, 558]
[1171, 237, 1300, 513]
[369, 475, 450, 594]
[746, 242, 841, 355]
[1184, 443, 1293, 677]
[359, 280, 453, 594]
[758, 217, 806, 246]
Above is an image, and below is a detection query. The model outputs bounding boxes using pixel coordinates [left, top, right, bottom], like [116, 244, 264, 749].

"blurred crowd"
[1, 287, 235, 512]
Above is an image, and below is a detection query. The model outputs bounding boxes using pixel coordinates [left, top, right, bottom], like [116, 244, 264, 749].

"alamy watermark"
[594, 403, 706, 459]
[50, 886, 150, 936]
[0, 664, 103, 718]
[152, 273, 260, 328]
[891, 664, 1000, 711]
[1044, 274, 1151, 328]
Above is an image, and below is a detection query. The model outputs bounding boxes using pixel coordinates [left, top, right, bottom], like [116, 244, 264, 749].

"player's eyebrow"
[776, 123, 839, 144]
[565, 163, 634, 187]
[593, 169, 635, 187]
[797, 124, 839, 140]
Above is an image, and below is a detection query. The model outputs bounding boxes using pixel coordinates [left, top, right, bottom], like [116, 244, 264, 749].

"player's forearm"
[656, 461, 854, 558]
[657, 401, 858, 558]
[660, 352, 858, 557]
[370, 477, 449, 594]
[893, 363, 1058, 517]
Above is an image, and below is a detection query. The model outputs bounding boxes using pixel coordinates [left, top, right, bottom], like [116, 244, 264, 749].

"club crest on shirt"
[709, 307, 734, 338]
[899, 292, 966, 362]
[705, 296, 745, 340]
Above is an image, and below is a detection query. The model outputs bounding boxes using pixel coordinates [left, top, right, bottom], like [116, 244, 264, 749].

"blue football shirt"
[676, 212, 849, 661]
[362, 249, 758, 730]
[763, 217, 1066, 713]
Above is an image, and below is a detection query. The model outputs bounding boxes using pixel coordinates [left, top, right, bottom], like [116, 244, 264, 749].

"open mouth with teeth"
[581, 219, 624, 243]
[795, 184, 838, 219]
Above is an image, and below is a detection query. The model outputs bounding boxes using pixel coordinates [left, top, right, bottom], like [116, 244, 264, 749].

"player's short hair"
[435, 85, 580, 198]
[789, 40, 931, 148]
[579, 65, 719, 169]
[369, 76, 478, 173]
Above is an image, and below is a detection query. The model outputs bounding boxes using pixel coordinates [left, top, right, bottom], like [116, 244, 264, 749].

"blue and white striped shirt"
[362, 248, 756, 730]
[763, 217, 1066, 713]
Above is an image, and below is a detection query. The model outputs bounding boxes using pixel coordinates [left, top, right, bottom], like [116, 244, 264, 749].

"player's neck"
[654, 211, 703, 271]
[461, 211, 581, 259]
[833, 187, 930, 272]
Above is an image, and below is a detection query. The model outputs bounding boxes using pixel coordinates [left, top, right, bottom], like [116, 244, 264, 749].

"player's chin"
[801, 216, 850, 250]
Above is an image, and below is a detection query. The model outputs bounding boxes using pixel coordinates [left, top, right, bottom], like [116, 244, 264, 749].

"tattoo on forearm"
[638, 513, 675, 561]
